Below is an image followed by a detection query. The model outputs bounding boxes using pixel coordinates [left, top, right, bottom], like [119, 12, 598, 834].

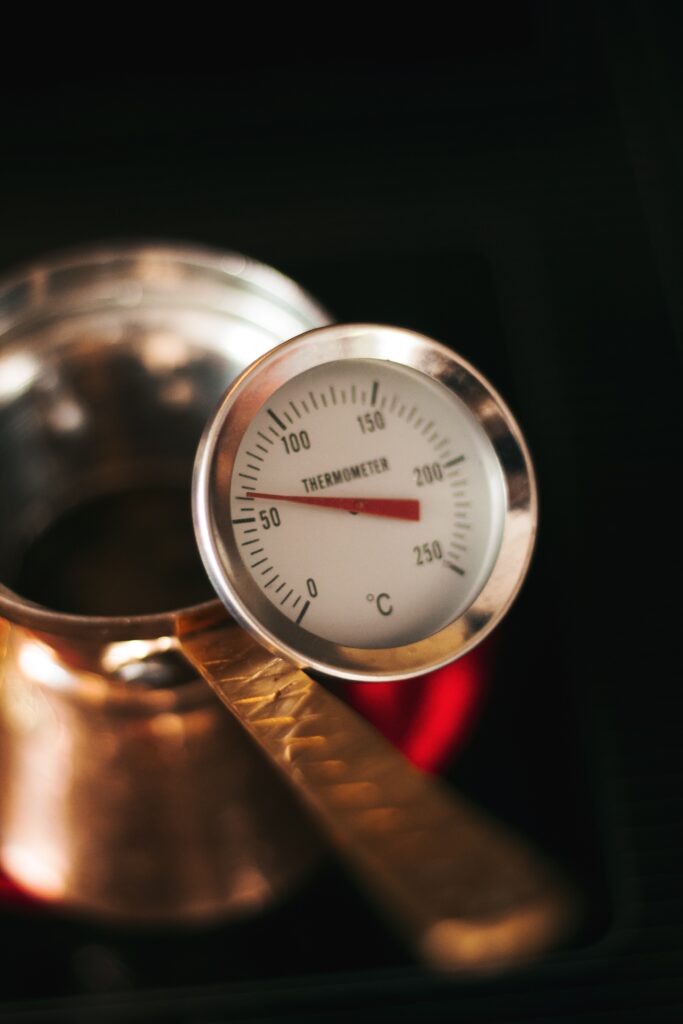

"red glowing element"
[0, 876, 37, 908]
[345, 640, 492, 773]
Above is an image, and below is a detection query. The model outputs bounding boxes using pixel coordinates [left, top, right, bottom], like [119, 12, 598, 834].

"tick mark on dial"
[268, 408, 287, 431]
[296, 599, 311, 624]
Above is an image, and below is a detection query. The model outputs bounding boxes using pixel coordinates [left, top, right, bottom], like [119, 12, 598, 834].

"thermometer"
[182, 325, 571, 971]
[193, 323, 536, 681]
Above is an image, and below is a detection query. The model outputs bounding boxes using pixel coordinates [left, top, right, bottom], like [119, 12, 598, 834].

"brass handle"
[179, 623, 576, 972]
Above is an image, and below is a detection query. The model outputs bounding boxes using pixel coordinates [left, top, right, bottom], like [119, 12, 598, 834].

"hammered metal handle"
[179, 623, 575, 971]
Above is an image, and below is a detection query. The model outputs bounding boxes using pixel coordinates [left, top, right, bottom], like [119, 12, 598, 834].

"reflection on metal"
[101, 636, 177, 674]
[180, 622, 578, 972]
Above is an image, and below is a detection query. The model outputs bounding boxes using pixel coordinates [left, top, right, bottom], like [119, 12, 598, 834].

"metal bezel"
[193, 324, 537, 682]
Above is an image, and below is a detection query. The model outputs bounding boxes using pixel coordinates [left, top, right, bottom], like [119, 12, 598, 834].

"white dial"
[193, 324, 536, 681]
[229, 359, 505, 648]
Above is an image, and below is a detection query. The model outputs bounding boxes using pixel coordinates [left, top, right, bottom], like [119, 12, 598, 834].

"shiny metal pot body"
[0, 245, 329, 922]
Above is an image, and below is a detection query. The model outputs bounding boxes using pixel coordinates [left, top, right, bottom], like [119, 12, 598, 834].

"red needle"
[246, 492, 420, 521]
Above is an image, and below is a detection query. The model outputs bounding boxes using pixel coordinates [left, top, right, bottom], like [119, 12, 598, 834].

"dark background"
[1, 4, 682, 1021]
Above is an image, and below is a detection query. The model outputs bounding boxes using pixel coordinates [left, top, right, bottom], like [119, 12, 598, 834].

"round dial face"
[193, 325, 537, 681]
[229, 359, 505, 648]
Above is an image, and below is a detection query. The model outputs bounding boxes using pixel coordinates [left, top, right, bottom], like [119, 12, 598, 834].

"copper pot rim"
[0, 586, 227, 641]
[0, 239, 329, 336]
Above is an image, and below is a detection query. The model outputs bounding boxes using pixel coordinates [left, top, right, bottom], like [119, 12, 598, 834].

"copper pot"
[0, 244, 329, 922]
